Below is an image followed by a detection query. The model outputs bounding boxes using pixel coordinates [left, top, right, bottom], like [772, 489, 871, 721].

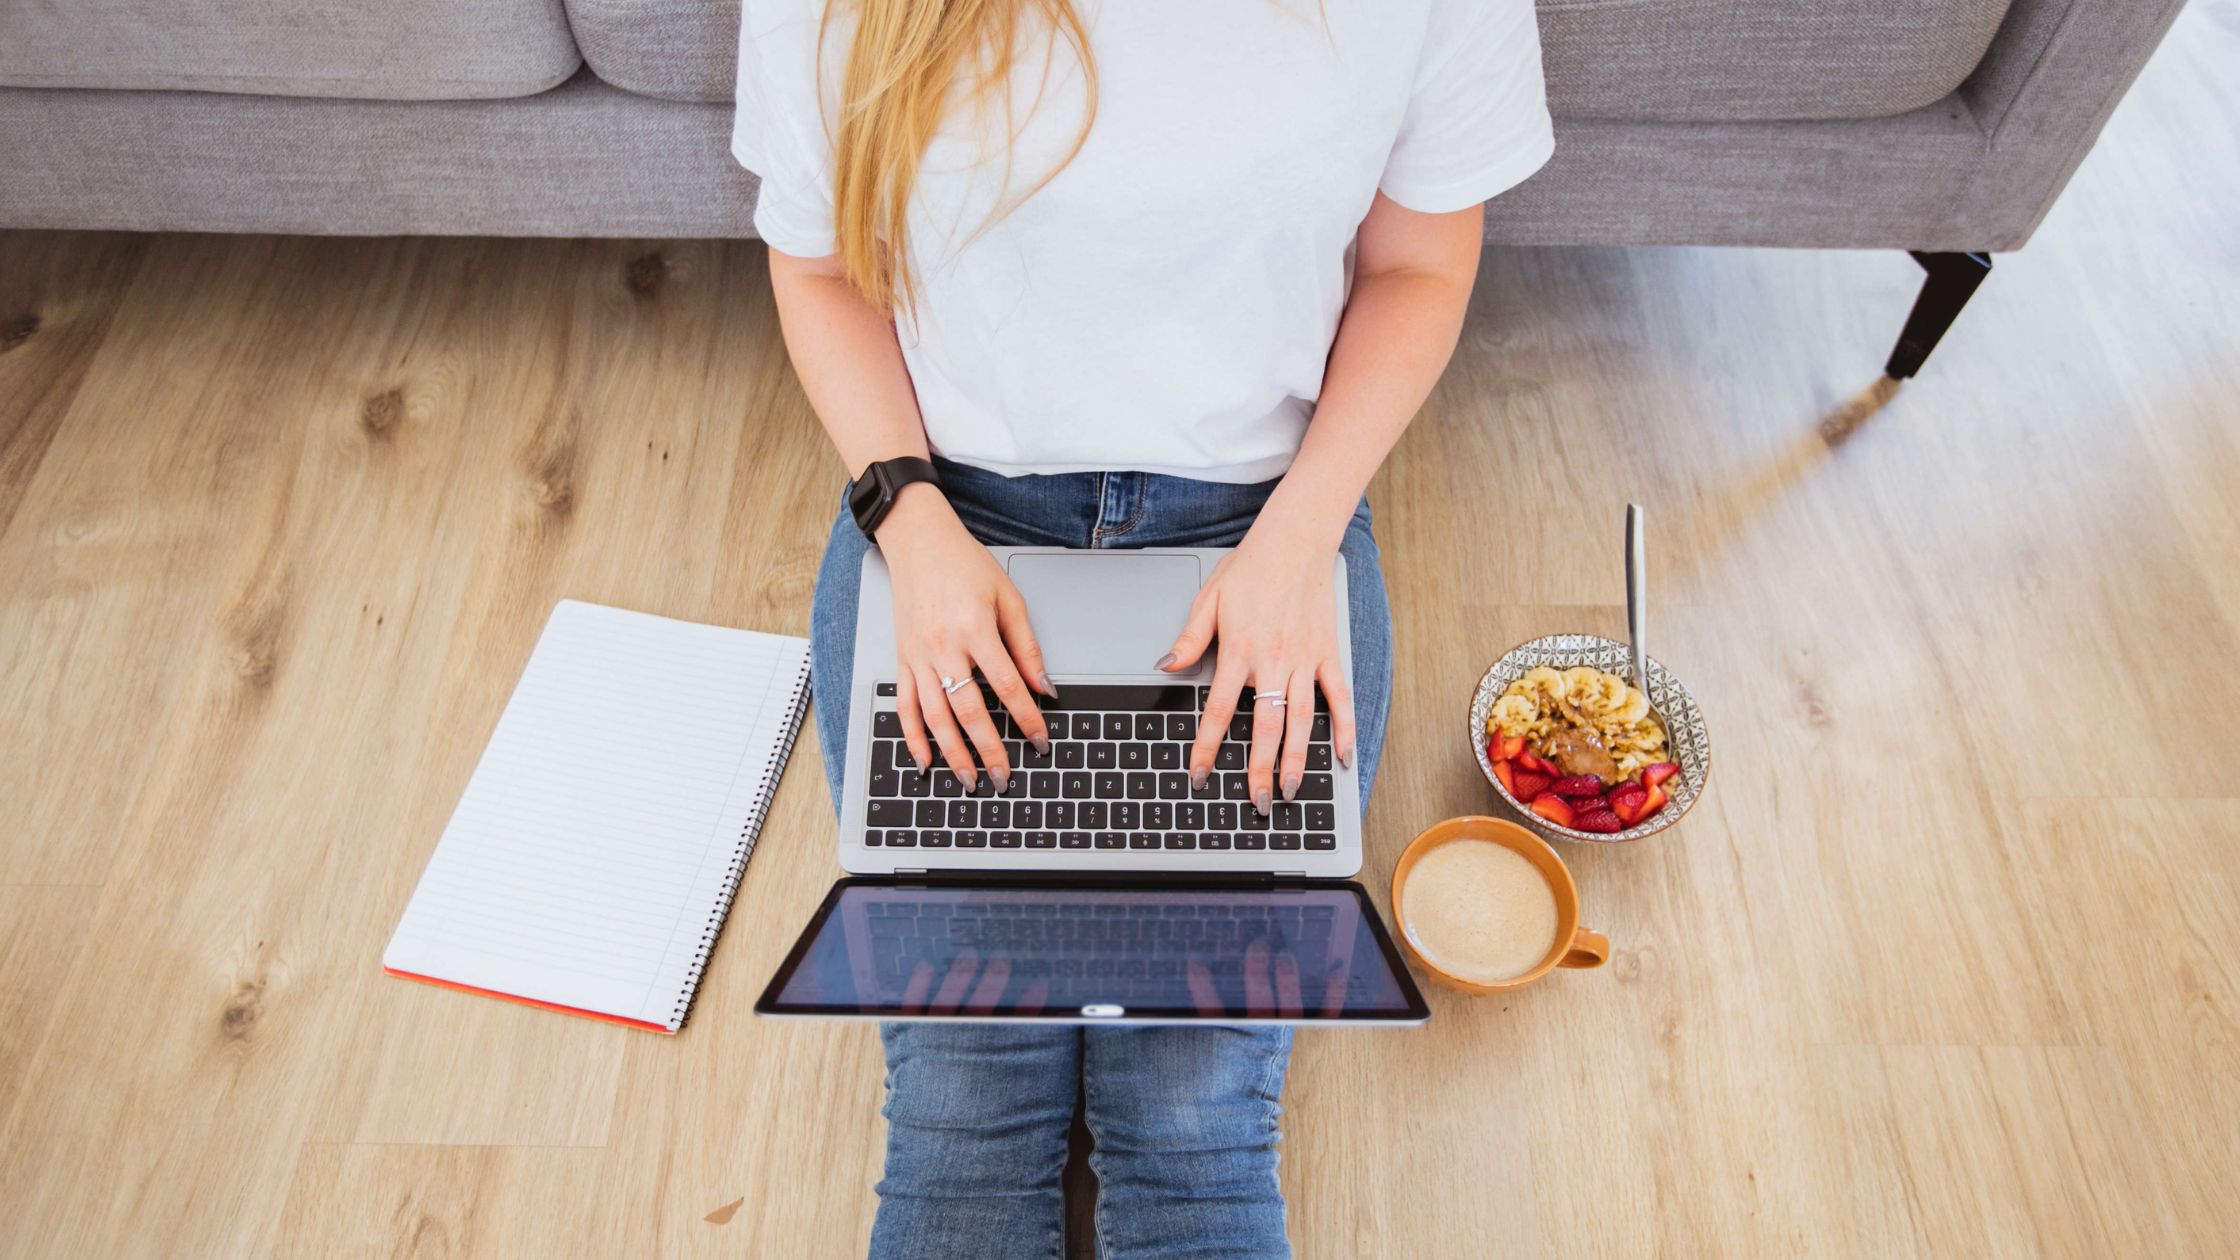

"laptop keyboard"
[860, 683, 1340, 855]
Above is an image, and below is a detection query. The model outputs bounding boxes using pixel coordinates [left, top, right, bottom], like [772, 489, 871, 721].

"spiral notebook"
[383, 599, 812, 1033]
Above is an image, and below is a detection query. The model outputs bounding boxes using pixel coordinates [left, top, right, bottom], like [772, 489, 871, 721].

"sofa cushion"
[569, 0, 2009, 123]
[0, 0, 581, 101]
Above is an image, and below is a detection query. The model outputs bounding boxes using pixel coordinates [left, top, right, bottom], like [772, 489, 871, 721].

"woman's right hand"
[876, 487, 1055, 791]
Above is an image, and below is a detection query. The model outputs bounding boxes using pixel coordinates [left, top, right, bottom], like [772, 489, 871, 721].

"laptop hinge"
[1274, 871, 1306, 880]
[893, 868, 929, 876]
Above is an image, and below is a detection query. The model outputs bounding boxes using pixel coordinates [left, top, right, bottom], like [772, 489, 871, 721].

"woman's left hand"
[1159, 527, 1356, 815]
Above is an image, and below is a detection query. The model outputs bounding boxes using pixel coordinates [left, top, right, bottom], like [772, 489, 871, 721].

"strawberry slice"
[1641, 762, 1680, 788]
[1572, 808, 1624, 834]
[1637, 782, 1669, 821]
[1529, 792, 1576, 828]
[1490, 732, 1527, 762]
[1550, 775, 1606, 799]
[1514, 749, 1555, 775]
[1511, 769, 1554, 800]
[1608, 782, 1650, 825]
[1492, 759, 1518, 796]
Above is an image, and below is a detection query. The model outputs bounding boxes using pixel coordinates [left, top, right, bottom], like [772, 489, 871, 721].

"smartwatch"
[847, 456, 943, 540]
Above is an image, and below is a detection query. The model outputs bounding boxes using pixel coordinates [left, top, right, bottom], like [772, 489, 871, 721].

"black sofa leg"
[1884, 251, 1993, 379]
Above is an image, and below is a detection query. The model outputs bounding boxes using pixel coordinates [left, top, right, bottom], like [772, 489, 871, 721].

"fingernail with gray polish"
[1153, 652, 1177, 671]
[1254, 789, 1272, 816]
[1036, 671, 1058, 696]
[1338, 745, 1353, 769]
[1281, 772, 1301, 801]
[1032, 734, 1052, 755]
[1190, 768, 1209, 790]
[990, 769, 1009, 793]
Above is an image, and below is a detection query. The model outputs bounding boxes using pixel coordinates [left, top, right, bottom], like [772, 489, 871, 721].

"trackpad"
[1007, 552, 1201, 677]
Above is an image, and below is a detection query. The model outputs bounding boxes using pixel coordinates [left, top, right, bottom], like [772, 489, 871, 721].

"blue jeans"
[809, 458, 1393, 1259]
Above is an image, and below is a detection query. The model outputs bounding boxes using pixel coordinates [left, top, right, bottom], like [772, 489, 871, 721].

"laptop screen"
[755, 878, 1429, 1023]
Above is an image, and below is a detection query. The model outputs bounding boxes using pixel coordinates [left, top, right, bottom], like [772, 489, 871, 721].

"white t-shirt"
[733, 0, 1553, 483]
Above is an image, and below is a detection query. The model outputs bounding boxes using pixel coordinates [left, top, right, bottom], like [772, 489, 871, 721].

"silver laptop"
[755, 547, 1429, 1026]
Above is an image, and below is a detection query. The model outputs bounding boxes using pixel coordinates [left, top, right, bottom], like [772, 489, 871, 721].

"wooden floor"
[5, 10, 2238, 1258]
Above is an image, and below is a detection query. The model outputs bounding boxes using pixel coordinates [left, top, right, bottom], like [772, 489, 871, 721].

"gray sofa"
[0, 0, 2187, 374]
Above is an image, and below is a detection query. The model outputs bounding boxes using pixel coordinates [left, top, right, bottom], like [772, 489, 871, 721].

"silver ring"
[1257, 694, 1287, 709]
[940, 675, 971, 695]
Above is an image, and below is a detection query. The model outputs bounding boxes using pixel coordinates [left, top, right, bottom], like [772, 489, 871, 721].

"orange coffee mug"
[1390, 816, 1610, 994]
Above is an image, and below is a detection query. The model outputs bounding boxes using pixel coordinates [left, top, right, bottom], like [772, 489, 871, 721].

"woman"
[734, 0, 1550, 1254]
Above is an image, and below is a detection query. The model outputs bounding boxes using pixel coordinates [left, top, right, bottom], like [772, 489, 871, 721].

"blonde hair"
[823, 0, 1097, 313]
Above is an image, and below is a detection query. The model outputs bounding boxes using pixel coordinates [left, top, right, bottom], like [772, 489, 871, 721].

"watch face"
[848, 468, 887, 530]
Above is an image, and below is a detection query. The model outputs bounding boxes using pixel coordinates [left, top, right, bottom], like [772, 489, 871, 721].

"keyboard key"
[1144, 802, 1172, 829]
[1027, 831, 1057, 849]
[1127, 772, 1157, 799]
[969, 776, 998, 798]
[1228, 712, 1253, 741]
[1088, 742, 1117, 769]
[1120, 742, 1149, 769]
[998, 774, 1025, 798]
[886, 829, 918, 847]
[864, 829, 883, 846]
[1312, 714, 1331, 741]
[1241, 808, 1270, 831]
[872, 740, 895, 771]
[1190, 774, 1220, 801]
[1113, 802, 1139, 829]
[1159, 772, 1189, 799]
[1129, 832, 1160, 850]
[1177, 802, 1204, 828]
[897, 769, 930, 797]
[876, 682, 898, 697]
[1070, 714, 1101, 740]
[1235, 833, 1266, 851]
[1200, 832, 1231, 850]
[1048, 802, 1076, 829]
[983, 800, 1011, 828]
[1216, 743, 1246, 770]
[1151, 742, 1181, 769]
[1305, 833, 1337, 850]
[956, 831, 988, 849]
[868, 769, 898, 797]
[934, 771, 965, 797]
[1031, 771, 1062, 798]
[1095, 832, 1127, 850]
[1103, 714, 1132, 740]
[947, 800, 978, 827]
[1079, 802, 1107, 829]
[1271, 833, 1302, 850]
[1298, 773, 1334, 800]
[1133, 714, 1164, 741]
[1163, 833, 1195, 850]
[1306, 744, 1331, 770]
[1022, 742, 1053, 768]
[1274, 801, 1302, 829]
[1223, 773, 1251, 801]
[873, 711, 903, 739]
[867, 800, 913, 827]
[913, 801, 945, 828]
[1306, 803, 1335, 830]
[1166, 713, 1195, 741]
[1014, 801, 1042, 828]
[1210, 802, 1238, 829]
[1057, 742, 1086, 768]
[1063, 771, 1093, 798]
[991, 831, 1022, 848]
[1089, 771, 1120, 797]
[921, 830, 954, 848]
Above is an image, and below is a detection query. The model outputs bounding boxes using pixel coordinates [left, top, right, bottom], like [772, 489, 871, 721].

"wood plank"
[0, 232, 147, 541]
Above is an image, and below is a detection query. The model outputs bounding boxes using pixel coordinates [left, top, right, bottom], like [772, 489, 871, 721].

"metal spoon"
[1625, 504, 1649, 696]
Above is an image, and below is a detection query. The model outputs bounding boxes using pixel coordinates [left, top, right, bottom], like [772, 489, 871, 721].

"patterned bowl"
[1468, 634, 1711, 844]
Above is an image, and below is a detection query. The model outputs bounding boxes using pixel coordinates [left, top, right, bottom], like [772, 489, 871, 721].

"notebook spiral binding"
[668, 656, 813, 1032]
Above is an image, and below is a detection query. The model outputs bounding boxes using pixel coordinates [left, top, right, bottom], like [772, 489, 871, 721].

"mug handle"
[1558, 926, 1609, 970]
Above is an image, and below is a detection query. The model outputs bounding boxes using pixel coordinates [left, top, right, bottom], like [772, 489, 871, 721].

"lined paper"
[384, 600, 811, 1032]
